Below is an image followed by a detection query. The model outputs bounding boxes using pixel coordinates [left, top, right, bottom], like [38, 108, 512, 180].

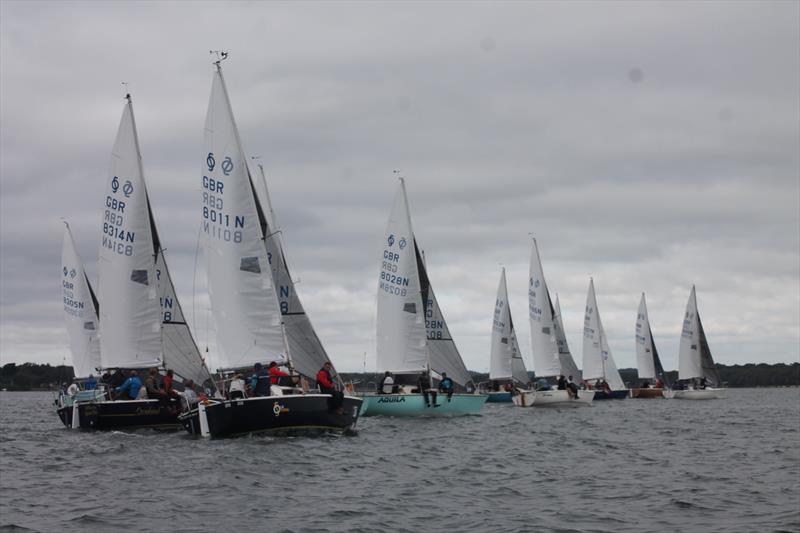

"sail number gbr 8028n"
[202, 153, 244, 243]
[379, 249, 410, 296]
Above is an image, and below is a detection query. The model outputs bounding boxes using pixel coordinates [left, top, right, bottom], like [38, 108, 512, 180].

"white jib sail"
[529, 239, 562, 378]
[490, 268, 528, 383]
[635, 293, 657, 380]
[553, 294, 582, 381]
[201, 67, 285, 368]
[582, 279, 625, 390]
[376, 179, 428, 374]
[678, 285, 704, 381]
[62, 222, 101, 378]
[98, 98, 162, 368]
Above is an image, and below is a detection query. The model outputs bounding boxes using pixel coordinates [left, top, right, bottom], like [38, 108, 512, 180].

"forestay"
[98, 97, 162, 369]
[490, 268, 529, 384]
[679, 286, 721, 385]
[528, 239, 562, 378]
[581, 279, 625, 390]
[200, 66, 285, 369]
[253, 164, 336, 381]
[61, 222, 101, 378]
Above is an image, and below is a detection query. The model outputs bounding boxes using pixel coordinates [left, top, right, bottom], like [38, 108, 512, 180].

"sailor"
[145, 368, 165, 399]
[114, 371, 142, 400]
[417, 372, 438, 407]
[268, 361, 290, 386]
[317, 362, 344, 413]
[250, 363, 271, 397]
[84, 374, 97, 391]
[163, 369, 178, 399]
[181, 379, 198, 409]
[557, 375, 567, 390]
[228, 374, 246, 399]
[378, 371, 394, 394]
[566, 375, 579, 399]
[439, 372, 454, 401]
[67, 381, 80, 396]
[699, 377, 708, 389]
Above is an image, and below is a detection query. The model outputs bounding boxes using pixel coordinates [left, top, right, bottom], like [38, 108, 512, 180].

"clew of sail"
[62, 222, 101, 378]
[490, 267, 529, 385]
[376, 180, 428, 374]
[679, 286, 721, 386]
[528, 239, 562, 378]
[200, 67, 285, 369]
[252, 164, 337, 381]
[581, 279, 625, 390]
[98, 97, 162, 369]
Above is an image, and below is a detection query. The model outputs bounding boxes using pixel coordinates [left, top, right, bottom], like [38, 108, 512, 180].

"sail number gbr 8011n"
[202, 152, 244, 243]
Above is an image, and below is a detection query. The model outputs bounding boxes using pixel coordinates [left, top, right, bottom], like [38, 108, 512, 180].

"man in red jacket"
[268, 361, 290, 386]
[316, 362, 335, 394]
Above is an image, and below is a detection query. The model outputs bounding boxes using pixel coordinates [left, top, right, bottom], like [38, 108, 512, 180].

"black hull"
[56, 399, 181, 430]
[593, 389, 629, 400]
[178, 394, 363, 438]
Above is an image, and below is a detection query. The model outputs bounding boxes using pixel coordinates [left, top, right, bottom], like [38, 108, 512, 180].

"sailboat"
[483, 267, 530, 402]
[514, 239, 594, 407]
[664, 286, 725, 400]
[61, 94, 215, 430]
[178, 57, 362, 437]
[581, 279, 628, 400]
[359, 178, 487, 416]
[630, 293, 669, 398]
[56, 222, 104, 425]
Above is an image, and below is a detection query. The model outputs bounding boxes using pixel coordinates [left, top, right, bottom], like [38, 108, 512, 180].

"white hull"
[664, 388, 726, 400]
[513, 389, 594, 407]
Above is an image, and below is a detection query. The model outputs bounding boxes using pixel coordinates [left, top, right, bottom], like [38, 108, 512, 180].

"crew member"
[378, 371, 394, 394]
[268, 361, 290, 386]
[250, 363, 270, 397]
[439, 372, 454, 402]
[114, 371, 142, 400]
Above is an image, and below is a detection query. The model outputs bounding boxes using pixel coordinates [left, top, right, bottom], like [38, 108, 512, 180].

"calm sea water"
[1, 388, 798, 533]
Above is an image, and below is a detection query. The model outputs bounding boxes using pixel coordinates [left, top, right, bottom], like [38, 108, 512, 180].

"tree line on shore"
[1, 361, 798, 391]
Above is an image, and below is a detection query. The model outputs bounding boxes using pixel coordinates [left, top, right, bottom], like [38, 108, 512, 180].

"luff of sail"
[376, 179, 428, 374]
[200, 66, 285, 369]
[490, 267, 528, 384]
[98, 97, 162, 368]
[253, 164, 337, 381]
[416, 242, 474, 389]
[581, 279, 625, 390]
[678, 286, 721, 385]
[529, 238, 562, 378]
[62, 222, 101, 378]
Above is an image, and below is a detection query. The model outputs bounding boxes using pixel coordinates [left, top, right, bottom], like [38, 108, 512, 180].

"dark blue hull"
[592, 389, 629, 400]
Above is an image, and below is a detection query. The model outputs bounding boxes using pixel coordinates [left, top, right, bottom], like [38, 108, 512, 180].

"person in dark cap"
[249, 363, 270, 397]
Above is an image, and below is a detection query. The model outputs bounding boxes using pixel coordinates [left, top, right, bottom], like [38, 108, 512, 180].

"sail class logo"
[399, 237, 407, 250]
[122, 180, 134, 198]
[111, 176, 119, 193]
[69, 268, 77, 279]
[387, 234, 395, 247]
[272, 402, 289, 417]
[63, 267, 68, 276]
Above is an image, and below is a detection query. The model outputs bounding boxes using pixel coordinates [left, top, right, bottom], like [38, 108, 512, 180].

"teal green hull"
[359, 393, 487, 417]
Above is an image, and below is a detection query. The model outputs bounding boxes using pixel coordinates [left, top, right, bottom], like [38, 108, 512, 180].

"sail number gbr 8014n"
[202, 153, 244, 243]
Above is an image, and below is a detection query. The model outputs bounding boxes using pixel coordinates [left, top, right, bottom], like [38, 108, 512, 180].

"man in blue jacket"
[114, 371, 142, 400]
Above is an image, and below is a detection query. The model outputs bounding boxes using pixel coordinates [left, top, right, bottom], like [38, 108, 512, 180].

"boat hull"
[178, 394, 363, 438]
[592, 389, 629, 400]
[359, 393, 487, 416]
[57, 399, 181, 430]
[664, 388, 726, 400]
[485, 391, 513, 403]
[513, 389, 594, 407]
[630, 388, 665, 399]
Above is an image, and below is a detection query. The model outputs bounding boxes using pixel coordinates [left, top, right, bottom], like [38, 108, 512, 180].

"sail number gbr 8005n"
[202, 153, 244, 243]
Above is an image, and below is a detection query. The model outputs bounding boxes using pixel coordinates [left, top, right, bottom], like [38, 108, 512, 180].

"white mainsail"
[253, 163, 336, 380]
[678, 286, 721, 385]
[528, 238, 562, 378]
[553, 294, 582, 381]
[376, 179, 428, 374]
[581, 279, 625, 390]
[200, 65, 285, 369]
[61, 222, 101, 378]
[490, 267, 529, 384]
[635, 293, 657, 379]
[98, 97, 162, 368]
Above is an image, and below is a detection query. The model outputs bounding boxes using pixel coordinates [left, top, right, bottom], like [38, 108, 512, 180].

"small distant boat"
[359, 178, 487, 416]
[581, 279, 628, 400]
[664, 286, 726, 400]
[178, 57, 361, 437]
[482, 267, 530, 403]
[514, 239, 593, 407]
[630, 293, 669, 398]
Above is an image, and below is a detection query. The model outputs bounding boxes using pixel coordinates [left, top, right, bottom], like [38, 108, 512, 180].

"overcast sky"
[1, 1, 798, 374]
